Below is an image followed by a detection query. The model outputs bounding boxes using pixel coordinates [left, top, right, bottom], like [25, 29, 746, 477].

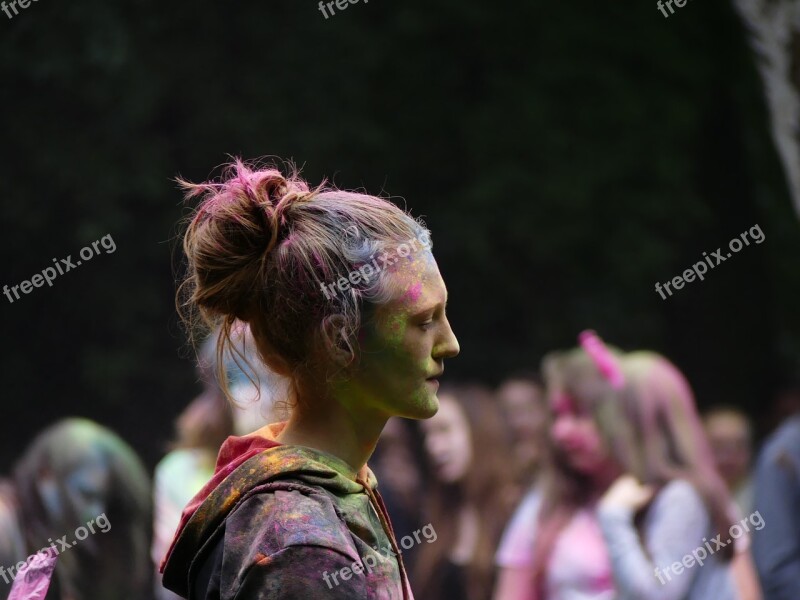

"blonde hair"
[614, 352, 717, 480]
[177, 158, 430, 408]
[612, 352, 734, 555]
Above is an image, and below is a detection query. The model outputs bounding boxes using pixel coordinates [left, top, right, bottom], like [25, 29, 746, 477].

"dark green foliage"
[0, 0, 797, 469]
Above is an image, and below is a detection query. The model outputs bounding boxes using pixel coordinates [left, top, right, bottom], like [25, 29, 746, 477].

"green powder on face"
[381, 312, 407, 347]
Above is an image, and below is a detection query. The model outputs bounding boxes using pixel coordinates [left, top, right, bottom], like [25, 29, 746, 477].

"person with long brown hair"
[160, 158, 459, 599]
[494, 332, 760, 600]
[416, 383, 518, 600]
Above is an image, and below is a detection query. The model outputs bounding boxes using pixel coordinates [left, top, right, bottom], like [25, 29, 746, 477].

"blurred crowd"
[1, 327, 799, 600]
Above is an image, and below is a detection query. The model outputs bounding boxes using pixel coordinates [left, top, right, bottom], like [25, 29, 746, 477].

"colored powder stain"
[220, 493, 237, 513]
[402, 282, 422, 303]
[382, 313, 407, 346]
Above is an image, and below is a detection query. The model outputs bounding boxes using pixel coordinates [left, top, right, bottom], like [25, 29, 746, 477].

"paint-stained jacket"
[160, 422, 413, 600]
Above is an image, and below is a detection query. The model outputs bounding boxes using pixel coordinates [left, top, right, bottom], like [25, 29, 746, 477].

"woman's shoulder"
[645, 478, 710, 531]
[653, 478, 705, 507]
[193, 488, 370, 599]
[227, 483, 360, 558]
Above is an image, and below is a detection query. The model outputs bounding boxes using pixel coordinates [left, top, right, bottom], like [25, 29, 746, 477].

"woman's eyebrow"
[411, 300, 443, 318]
[408, 286, 448, 317]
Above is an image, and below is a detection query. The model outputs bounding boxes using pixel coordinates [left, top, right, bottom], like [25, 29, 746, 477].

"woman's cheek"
[381, 313, 408, 347]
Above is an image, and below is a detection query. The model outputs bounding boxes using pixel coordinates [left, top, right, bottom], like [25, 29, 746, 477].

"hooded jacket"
[161, 422, 413, 600]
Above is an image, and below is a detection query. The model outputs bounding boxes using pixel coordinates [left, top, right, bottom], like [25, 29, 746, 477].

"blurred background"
[1, 0, 798, 493]
[0, 0, 800, 598]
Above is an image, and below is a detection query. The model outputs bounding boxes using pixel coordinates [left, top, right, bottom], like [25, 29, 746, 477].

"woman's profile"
[160, 158, 459, 599]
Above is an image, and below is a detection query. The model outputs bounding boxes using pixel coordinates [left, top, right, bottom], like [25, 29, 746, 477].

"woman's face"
[347, 250, 460, 419]
[421, 394, 472, 483]
[550, 391, 609, 475]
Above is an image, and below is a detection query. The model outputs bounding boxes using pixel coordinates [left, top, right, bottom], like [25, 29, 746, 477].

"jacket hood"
[160, 422, 396, 597]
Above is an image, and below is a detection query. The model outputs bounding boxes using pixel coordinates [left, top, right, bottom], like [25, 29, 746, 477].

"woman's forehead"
[384, 252, 445, 309]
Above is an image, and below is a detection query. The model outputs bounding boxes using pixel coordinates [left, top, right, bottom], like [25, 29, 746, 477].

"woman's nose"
[435, 316, 460, 360]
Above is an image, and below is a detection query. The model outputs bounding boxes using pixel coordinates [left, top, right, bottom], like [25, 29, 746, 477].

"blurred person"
[764, 373, 800, 434]
[226, 324, 291, 435]
[5, 418, 152, 600]
[0, 481, 26, 600]
[152, 330, 236, 600]
[160, 159, 459, 599]
[704, 406, 755, 516]
[153, 324, 287, 600]
[415, 383, 518, 600]
[752, 377, 800, 600]
[369, 417, 427, 579]
[495, 332, 760, 600]
[495, 336, 625, 600]
[497, 371, 547, 490]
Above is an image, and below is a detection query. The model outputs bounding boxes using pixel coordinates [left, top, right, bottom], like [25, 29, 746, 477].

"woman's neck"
[275, 400, 387, 479]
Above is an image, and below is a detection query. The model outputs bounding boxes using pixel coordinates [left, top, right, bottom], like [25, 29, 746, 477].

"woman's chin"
[403, 391, 440, 420]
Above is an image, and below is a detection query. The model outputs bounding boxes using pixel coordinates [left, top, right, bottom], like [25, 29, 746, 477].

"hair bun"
[230, 161, 312, 248]
[179, 160, 312, 319]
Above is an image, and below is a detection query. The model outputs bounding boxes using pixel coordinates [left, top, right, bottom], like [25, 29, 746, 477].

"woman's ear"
[321, 314, 356, 368]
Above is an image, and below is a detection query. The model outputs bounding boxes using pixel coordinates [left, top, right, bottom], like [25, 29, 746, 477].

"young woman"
[494, 332, 760, 600]
[612, 352, 760, 600]
[416, 383, 518, 600]
[160, 159, 459, 599]
[494, 337, 624, 600]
